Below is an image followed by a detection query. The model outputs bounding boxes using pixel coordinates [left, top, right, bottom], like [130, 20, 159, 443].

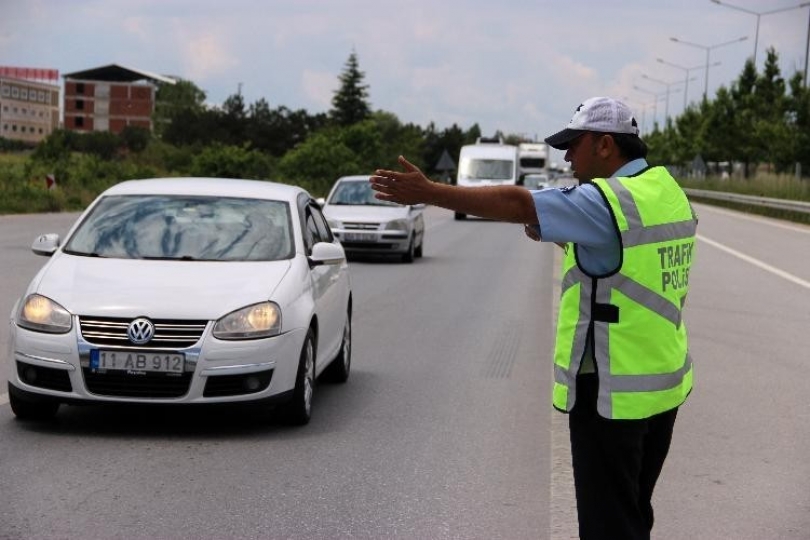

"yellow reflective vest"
[552, 166, 698, 420]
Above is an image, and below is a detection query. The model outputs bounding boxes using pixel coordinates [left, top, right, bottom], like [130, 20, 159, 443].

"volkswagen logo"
[127, 318, 155, 345]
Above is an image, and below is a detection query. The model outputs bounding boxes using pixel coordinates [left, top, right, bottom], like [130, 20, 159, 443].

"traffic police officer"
[370, 96, 698, 540]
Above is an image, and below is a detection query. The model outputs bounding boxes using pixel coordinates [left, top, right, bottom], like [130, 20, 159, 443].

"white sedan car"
[7, 178, 352, 425]
[322, 175, 425, 263]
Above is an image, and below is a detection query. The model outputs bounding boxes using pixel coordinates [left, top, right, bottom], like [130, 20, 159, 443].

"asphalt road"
[0, 202, 808, 539]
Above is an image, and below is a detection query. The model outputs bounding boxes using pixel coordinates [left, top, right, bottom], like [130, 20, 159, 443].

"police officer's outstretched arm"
[370, 156, 538, 225]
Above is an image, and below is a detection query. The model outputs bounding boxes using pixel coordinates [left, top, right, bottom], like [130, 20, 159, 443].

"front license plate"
[90, 350, 185, 373]
[343, 232, 376, 242]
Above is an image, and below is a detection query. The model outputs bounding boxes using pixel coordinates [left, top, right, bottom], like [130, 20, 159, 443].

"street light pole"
[641, 74, 685, 122]
[633, 85, 667, 130]
[657, 58, 721, 109]
[806, 8, 810, 87]
[710, 0, 810, 66]
[670, 35, 748, 101]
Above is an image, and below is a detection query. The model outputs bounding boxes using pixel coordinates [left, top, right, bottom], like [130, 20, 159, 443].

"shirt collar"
[612, 158, 648, 178]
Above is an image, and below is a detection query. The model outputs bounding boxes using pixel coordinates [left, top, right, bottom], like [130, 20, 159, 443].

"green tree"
[786, 72, 810, 175]
[729, 59, 760, 177]
[153, 78, 207, 138]
[702, 87, 739, 167]
[120, 125, 151, 153]
[32, 129, 76, 162]
[246, 103, 328, 157]
[219, 93, 247, 144]
[277, 130, 360, 195]
[753, 48, 791, 173]
[330, 51, 371, 126]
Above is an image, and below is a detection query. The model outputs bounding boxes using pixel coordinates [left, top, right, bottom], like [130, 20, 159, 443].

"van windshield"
[459, 158, 514, 180]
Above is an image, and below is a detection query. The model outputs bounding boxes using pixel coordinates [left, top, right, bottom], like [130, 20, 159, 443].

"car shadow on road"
[4, 370, 381, 441]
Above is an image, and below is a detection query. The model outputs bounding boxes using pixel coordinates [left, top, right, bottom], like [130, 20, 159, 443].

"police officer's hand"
[370, 156, 435, 206]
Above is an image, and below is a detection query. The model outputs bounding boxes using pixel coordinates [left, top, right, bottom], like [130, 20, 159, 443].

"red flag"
[46, 174, 56, 190]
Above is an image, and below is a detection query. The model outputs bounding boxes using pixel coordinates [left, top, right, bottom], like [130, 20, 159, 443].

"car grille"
[343, 222, 380, 230]
[79, 317, 208, 349]
[82, 369, 192, 398]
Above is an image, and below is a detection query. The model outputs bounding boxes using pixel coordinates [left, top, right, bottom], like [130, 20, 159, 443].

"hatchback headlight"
[213, 302, 282, 340]
[17, 294, 73, 334]
[384, 219, 409, 232]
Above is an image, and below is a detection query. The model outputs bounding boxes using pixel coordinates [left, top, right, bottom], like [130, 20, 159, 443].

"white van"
[455, 139, 518, 220]
[517, 142, 550, 180]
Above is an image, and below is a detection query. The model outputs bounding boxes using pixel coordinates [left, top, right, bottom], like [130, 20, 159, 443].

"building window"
[75, 117, 84, 127]
[29, 90, 37, 102]
[21, 88, 28, 100]
[76, 99, 84, 110]
[11, 87, 19, 98]
[1, 85, 9, 97]
[38, 91, 45, 102]
[76, 83, 85, 94]
[12, 124, 17, 132]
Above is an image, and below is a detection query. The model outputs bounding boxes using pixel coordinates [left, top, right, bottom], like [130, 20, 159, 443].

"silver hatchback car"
[322, 175, 425, 263]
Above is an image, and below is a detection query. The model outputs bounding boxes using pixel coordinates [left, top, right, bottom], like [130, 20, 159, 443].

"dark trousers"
[569, 373, 678, 540]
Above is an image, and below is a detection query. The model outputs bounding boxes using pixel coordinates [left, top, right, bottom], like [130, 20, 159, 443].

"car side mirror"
[315, 197, 326, 206]
[308, 241, 345, 267]
[411, 203, 426, 210]
[32, 233, 61, 256]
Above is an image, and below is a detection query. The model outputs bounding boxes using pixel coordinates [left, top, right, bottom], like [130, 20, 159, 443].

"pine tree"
[331, 51, 371, 126]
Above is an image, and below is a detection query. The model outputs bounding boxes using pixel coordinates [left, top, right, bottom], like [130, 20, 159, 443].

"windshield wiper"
[141, 255, 197, 261]
[63, 249, 106, 258]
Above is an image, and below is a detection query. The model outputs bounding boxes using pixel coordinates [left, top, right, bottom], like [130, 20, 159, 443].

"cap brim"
[544, 129, 585, 150]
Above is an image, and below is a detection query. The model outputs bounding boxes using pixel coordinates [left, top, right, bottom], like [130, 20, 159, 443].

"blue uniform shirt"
[531, 159, 648, 275]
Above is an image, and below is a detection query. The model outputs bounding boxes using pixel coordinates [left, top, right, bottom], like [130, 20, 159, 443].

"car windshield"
[63, 195, 294, 261]
[459, 158, 514, 180]
[327, 180, 400, 207]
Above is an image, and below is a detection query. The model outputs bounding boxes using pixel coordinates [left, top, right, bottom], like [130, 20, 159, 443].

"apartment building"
[63, 64, 175, 134]
[0, 67, 60, 144]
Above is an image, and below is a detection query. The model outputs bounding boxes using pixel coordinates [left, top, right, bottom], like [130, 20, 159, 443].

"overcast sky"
[3, 0, 809, 165]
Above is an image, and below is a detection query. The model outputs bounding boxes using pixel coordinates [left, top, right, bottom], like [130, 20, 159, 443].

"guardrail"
[683, 188, 810, 215]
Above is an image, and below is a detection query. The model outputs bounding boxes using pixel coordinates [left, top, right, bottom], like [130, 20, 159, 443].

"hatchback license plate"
[90, 350, 185, 373]
[343, 232, 376, 242]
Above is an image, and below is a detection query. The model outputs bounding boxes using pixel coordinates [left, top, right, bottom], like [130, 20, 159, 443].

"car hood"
[323, 205, 410, 223]
[31, 253, 292, 320]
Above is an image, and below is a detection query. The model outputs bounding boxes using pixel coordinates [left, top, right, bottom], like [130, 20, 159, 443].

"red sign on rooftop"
[0, 67, 59, 82]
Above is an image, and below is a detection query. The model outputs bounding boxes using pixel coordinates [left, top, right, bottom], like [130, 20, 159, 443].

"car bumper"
[8, 321, 306, 405]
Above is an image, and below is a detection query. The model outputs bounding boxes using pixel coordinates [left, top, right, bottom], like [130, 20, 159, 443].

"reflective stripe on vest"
[552, 167, 697, 419]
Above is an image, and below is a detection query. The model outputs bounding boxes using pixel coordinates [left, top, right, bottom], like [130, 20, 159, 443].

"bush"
[189, 144, 274, 179]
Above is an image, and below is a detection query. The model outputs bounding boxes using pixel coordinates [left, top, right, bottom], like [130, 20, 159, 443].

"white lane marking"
[698, 234, 810, 290]
[695, 203, 810, 235]
[0, 393, 8, 406]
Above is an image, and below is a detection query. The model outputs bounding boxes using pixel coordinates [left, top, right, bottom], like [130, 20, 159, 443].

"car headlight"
[17, 294, 73, 334]
[384, 219, 409, 232]
[213, 302, 282, 340]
